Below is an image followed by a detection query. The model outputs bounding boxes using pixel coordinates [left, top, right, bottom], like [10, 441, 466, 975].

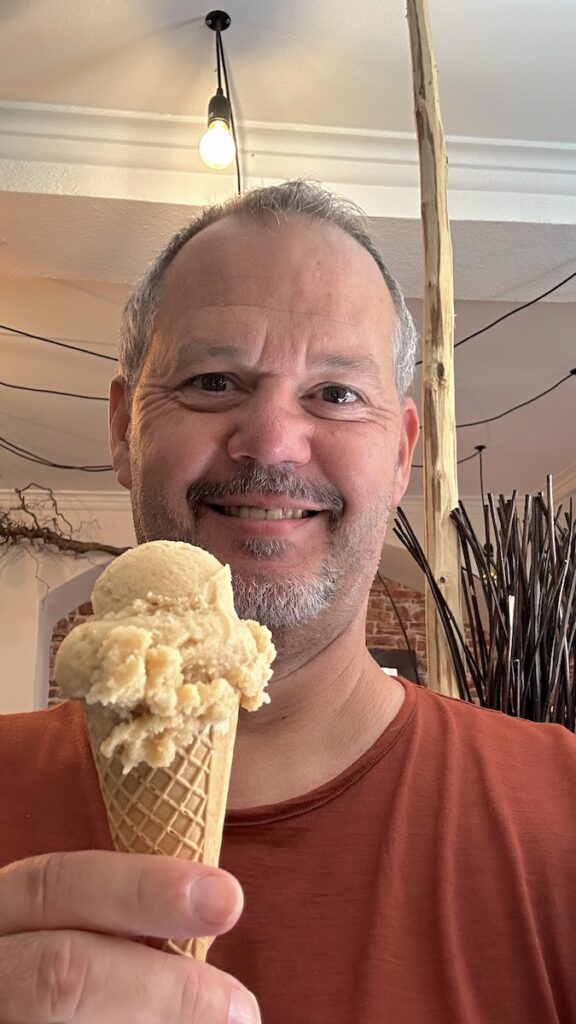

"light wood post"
[406, 0, 462, 697]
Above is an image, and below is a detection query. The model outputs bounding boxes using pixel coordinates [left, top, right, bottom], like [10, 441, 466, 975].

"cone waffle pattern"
[85, 702, 239, 961]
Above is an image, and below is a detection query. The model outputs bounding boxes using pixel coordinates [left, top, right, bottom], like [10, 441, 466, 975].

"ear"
[109, 376, 132, 490]
[392, 397, 420, 507]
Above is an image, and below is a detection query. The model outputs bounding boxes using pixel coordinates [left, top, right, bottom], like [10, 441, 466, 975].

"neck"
[227, 606, 405, 809]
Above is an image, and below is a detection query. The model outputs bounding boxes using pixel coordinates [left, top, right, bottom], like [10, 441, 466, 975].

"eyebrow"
[165, 341, 384, 387]
[314, 353, 384, 386]
[159, 340, 243, 374]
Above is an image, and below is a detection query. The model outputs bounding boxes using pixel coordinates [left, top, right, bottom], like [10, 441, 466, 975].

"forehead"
[162, 214, 393, 314]
[150, 214, 396, 371]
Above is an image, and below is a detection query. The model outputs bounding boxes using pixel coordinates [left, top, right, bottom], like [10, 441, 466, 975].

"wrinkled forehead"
[163, 215, 393, 315]
[147, 214, 396, 374]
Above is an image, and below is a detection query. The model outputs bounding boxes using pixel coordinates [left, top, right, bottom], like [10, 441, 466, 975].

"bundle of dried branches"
[0, 485, 128, 557]
[394, 477, 576, 729]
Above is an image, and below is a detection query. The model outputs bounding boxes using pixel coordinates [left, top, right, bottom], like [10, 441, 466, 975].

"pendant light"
[199, 10, 236, 171]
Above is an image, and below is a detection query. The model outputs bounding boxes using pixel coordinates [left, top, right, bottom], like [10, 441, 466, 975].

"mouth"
[207, 503, 320, 521]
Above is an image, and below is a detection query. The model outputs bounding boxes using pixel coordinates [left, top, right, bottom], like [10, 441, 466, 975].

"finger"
[0, 929, 260, 1024]
[0, 851, 243, 941]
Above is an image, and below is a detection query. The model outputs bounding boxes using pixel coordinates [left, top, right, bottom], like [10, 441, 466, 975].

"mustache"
[186, 463, 344, 525]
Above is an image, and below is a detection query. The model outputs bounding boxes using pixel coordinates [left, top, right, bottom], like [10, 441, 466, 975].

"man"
[1, 181, 575, 1024]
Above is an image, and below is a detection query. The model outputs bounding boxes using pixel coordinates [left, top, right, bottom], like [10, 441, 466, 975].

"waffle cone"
[85, 701, 239, 961]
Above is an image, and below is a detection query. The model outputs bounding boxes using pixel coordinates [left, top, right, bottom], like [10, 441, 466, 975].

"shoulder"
[408, 680, 576, 810]
[411, 679, 576, 754]
[0, 701, 111, 865]
[0, 699, 89, 764]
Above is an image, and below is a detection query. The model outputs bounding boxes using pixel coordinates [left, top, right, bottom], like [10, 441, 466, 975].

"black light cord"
[457, 369, 575, 429]
[0, 323, 116, 361]
[412, 448, 482, 470]
[0, 379, 107, 401]
[217, 30, 241, 194]
[453, 269, 576, 352]
[414, 267, 576, 368]
[0, 434, 112, 472]
[2, 370, 573, 474]
[411, 369, 575, 469]
[476, 445, 486, 506]
[7, 262, 571, 368]
[215, 27, 223, 91]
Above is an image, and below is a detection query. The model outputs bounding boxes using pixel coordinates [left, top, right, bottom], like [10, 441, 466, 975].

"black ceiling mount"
[205, 10, 231, 31]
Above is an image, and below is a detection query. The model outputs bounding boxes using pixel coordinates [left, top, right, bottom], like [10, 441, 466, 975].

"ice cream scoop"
[55, 540, 275, 772]
[54, 541, 276, 961]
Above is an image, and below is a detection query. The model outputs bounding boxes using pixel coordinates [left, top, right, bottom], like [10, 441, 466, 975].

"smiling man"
[1, 181, 576, 1024]
[108, 190, 419, 810]
[111, 204, 417, 642]
[107, 190, 420, 816]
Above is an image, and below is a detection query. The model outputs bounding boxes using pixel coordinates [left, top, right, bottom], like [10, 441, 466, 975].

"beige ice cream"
[55, 540, 275, 771]
[55, 540, 275, 960]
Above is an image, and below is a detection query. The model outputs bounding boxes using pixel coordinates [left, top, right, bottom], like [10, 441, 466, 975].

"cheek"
[320, 429, 399, 508]
[133, 410, 218, 487]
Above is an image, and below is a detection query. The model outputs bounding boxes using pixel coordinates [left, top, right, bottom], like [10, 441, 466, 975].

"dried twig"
[0, 485, 129, 558]
[395, 478, 576, 729]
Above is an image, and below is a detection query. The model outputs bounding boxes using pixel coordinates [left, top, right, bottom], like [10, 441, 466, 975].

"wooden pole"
[406, 0, 462, 697]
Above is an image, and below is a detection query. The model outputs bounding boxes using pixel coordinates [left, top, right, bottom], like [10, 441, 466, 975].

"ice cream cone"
[85, 699, 240, 961]
[54, 542, 275, 959]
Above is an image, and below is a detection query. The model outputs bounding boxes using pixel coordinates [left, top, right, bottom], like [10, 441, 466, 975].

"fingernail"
[188, 874, 233, 928]
[228, 988, 261, 1024]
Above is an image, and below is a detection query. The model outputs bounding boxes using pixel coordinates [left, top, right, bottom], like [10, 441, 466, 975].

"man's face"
[110, 215, 419, 630]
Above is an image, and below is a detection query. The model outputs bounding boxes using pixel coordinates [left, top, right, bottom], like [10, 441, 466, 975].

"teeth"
[218, 505, 312, 520]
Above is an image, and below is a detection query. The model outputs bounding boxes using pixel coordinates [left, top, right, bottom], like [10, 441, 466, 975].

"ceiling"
[0, 0, 575, 506]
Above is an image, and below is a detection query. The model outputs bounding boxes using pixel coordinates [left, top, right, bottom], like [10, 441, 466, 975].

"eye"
[315, 384, 361, 405]
[183, 373, 233, 392]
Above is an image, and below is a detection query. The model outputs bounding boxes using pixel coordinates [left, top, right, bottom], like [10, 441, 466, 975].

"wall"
[0, 493, 135, 712]
[367, 574, 427, 682]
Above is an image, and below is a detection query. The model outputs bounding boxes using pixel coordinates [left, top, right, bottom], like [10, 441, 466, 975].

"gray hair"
[119, 180, 418, 396]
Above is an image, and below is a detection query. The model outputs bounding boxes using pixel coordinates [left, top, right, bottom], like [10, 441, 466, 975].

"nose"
[226, 381, 314, 467]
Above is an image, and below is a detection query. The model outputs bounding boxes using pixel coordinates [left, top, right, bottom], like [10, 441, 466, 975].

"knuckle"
[176, 968, 204, 1021]
[33, 931, 89, 1021]
[172, 960, 240, 1024]
[25, 853, 73, 927]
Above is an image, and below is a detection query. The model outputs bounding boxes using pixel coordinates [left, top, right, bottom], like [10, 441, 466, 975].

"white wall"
[0, 493, 135, 713]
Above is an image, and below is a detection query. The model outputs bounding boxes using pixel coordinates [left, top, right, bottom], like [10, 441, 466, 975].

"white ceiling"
[0, 0, 575, 505]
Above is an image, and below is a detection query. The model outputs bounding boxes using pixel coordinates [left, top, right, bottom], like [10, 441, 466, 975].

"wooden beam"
[406, 0, 462, 697]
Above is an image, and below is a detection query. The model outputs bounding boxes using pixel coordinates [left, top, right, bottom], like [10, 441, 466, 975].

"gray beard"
[130, 461, 391, 633]
[133, 508, 342, 628]
[232, 574, 340, 628]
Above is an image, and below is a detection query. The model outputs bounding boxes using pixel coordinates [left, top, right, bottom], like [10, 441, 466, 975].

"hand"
[0, 850, 260, 1023]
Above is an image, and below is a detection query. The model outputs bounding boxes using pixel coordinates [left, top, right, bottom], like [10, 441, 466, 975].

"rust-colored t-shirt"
[1, 679, 575, 1023]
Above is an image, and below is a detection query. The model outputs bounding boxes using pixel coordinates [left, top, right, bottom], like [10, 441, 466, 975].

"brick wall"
[48, 576, 428, 705]
[366, 575, 427, 682]
[49, 603, 94, 706]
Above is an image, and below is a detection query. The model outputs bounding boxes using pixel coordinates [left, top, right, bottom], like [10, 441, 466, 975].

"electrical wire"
[476, 445, 486, 506]
[0, 379, 107, 401]
[0, 434, 112, 472]
[0, 248, 572, 468]
[412, 448, 481, 470]
[217, 30, 242, 195]
[453, 269, 576, 352]
[414, 267, 576, 367]
[457, 369, 575, 429]
[411, 369, 575, 466]
[2, 366, 573, 477]
[2, 368, 573, 473]
[0, 323, 117, 361]
[214, 25, 222, 91]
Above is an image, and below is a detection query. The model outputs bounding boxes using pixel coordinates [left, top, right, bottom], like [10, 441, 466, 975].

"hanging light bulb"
[199, 87, 236, 169]
[199, 11, 238, 175]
